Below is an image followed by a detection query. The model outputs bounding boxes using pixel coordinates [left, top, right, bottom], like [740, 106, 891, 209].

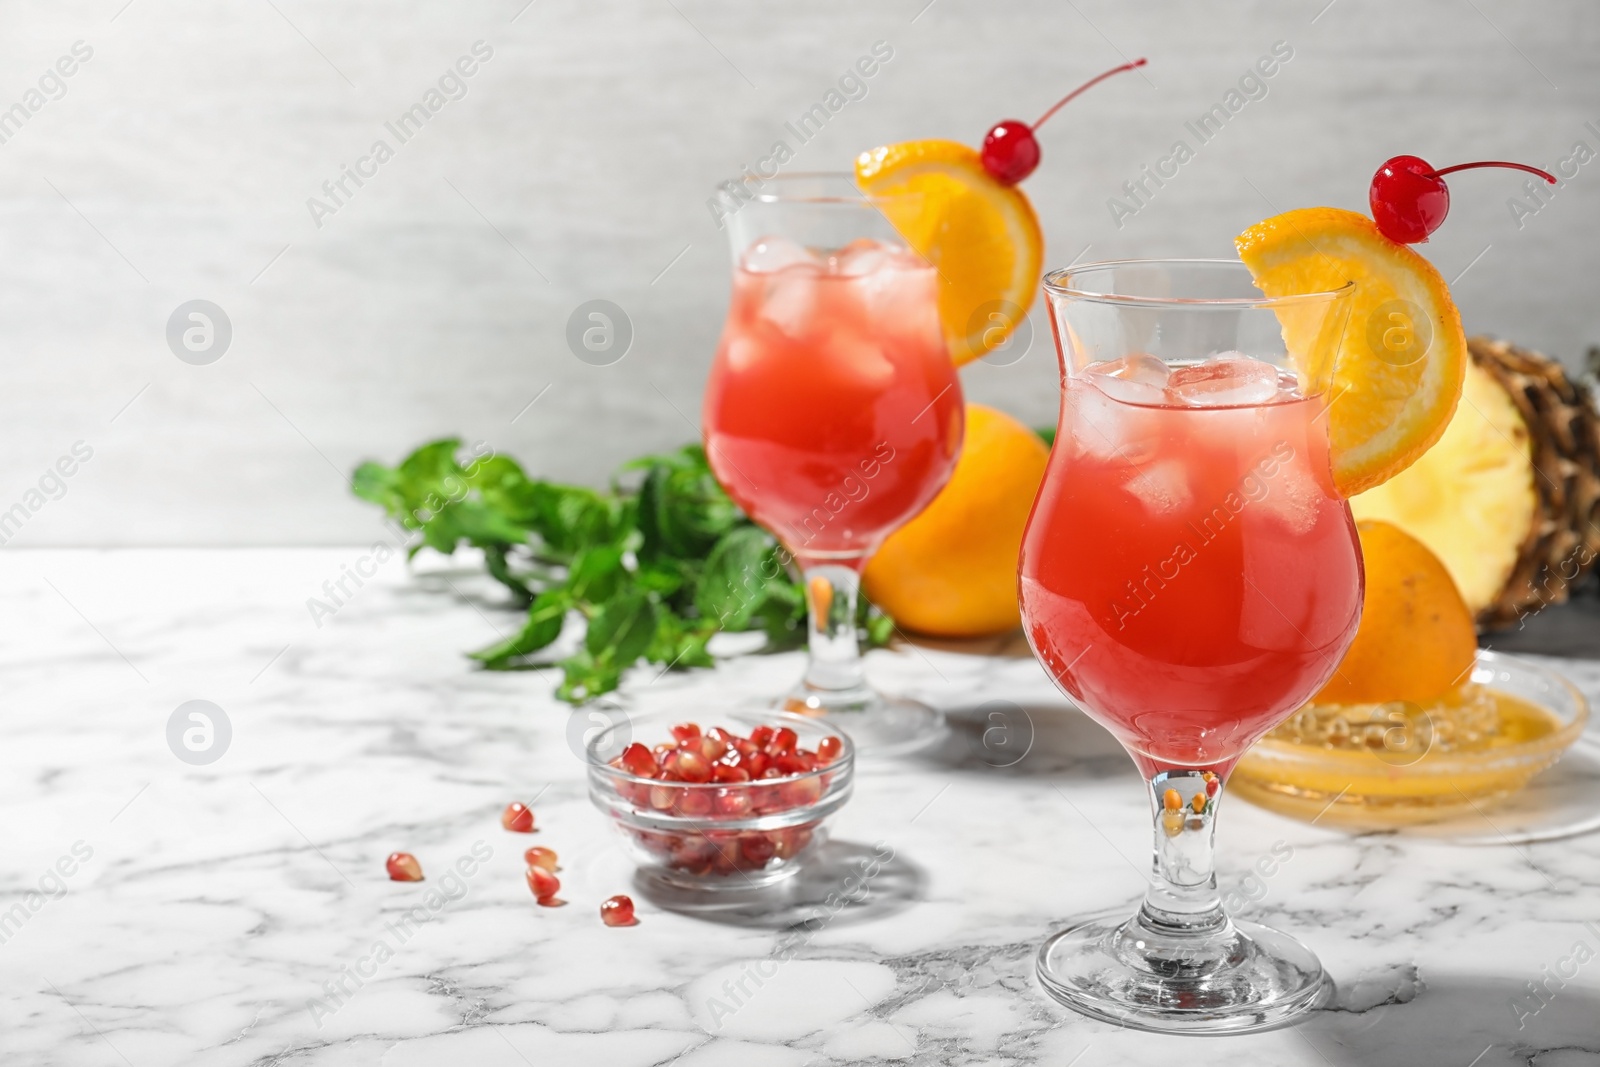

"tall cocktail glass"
[1020, 259, 1360, 1031]
[702, 174, 964, 754]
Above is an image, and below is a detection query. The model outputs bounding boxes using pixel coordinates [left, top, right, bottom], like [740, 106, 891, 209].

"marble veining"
[1, 548, 1598, 1066]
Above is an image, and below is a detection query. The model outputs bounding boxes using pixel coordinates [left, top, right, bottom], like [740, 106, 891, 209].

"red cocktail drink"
[1021, 363, 1362, 776]
[704, 240, 961, 564]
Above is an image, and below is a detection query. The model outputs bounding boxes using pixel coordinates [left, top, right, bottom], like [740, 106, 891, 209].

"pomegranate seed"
[744, 752, 770, 778]
[774, 753, 808, 776]
[675, 750, 713, 783]
[652, 742, 676, 763]
[524, 846, 559, 872]
[749, 725, 774, 749]
[712, 764, 750, 784]
[600, 894, 637, 927]
[768, 727, 798, 754]
[715, 787, 752, 817]
[707, 726, 735, 745]
[650, 784, 679, 810]
[676, 789, 713, 817]
[620, 742, 657, 778]
[816, 736, 843, 763]
[1205, 777, 1220, 797]
[699, 736, 729, 761]
[501, 802, 536, 833]
[385, 852, 423, 881]
[670, 722, 702, 745]
[785, 775, 824, 807]
[525, 865, 560, 901]
[740, 833, 776, 867]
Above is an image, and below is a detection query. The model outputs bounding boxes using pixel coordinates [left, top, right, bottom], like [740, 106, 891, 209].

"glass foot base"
[1037, 908, 1328, 1034]
[779, 689, 947, 757]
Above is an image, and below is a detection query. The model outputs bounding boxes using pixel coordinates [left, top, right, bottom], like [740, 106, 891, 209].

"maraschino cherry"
[981, 58, 1147, 185]
[1369, 156, 1556, 244]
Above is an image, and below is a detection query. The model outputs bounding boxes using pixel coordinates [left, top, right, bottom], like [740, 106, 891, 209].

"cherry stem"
[1033, 57, 1148, 130]
[1430, 160, 1556, 184]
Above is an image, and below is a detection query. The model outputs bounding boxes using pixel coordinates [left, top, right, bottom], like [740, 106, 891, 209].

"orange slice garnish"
[1236, 207, 1467, 497]
[855, 140, 1043, 365]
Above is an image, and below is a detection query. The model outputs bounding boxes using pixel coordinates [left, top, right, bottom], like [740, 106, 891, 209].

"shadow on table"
[909, 699, 1135, 782]
[632, 838, 926, 930]
[1304, 966, 1600, 1067]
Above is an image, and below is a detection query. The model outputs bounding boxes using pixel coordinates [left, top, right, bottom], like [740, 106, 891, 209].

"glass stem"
[1140, 769, 1227, 935]
[799, 563, 870, 698]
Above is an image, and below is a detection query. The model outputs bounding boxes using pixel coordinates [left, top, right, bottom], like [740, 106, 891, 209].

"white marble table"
[3, 548, 1598, 1066]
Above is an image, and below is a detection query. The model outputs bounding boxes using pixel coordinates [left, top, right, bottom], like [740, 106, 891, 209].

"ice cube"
[1252, 451, 1321, 534]
[722, 335, 762, 372]
[1124, 458, 1192, 513]
[1096, 353, 1171, 387]
[757, 269, 822, 339]
[1065, 380, 1158, 465]
[1088, 374, 1166, 405]
[823, 330, 895, 391]
[1084, 354, 1171, 405]
[831, 238, 893, 277]
[850, 257, 942, 349]
[1168, 354, 1282, 407]
[742, 236, 820, 274]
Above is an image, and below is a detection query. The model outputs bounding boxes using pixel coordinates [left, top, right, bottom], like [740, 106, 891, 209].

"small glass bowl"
[586, 708, 854, 891]
[1232, 650, 1589, 829]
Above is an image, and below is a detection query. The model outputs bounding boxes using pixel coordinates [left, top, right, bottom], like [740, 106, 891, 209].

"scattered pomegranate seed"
[601, 894, 637, 927]
[501, 802, 536, 833]
[816, 736, 843, 763]
[385, 852, 423, 882]
[1205, 777, 1220, 797]
[524, 846, 559, 872]
[526, 865, 560, 902]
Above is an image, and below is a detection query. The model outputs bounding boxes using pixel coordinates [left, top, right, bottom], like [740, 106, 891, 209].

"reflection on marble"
[2, 548, 1598, 1065]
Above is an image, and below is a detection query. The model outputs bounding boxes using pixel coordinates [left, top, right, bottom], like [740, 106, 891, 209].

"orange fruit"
[1313, 519, 1478, 705]
[863, 404, 1048, 637]
[855, 140, 1043, 365]
[1235, 207, 1467, 497]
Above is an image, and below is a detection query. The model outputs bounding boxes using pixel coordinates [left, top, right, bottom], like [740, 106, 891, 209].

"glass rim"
[1044, 258, 1354, 309]
[741, 170, 918, 207]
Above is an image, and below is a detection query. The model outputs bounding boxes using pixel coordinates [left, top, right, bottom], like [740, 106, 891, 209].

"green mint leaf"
[470, 588, 570, 665]
[697, 526, 784, 630]
[556, 649, 621, 703]
[567, 545, 626, 604]
[585, 590, 659, 667]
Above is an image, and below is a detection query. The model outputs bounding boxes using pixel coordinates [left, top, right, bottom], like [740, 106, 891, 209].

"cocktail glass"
[702, 173, 963, 754]
[1020, 259, 1360, 1032]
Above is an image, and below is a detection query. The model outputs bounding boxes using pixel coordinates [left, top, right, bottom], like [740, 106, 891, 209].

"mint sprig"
[351, 439, 893, 703]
